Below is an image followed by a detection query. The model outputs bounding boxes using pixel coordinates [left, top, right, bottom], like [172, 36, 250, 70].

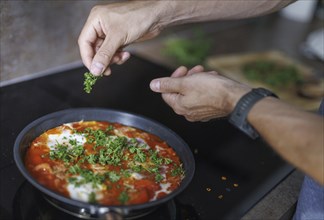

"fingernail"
[90, 62, 104, 75]
[150, 80, 160, 91]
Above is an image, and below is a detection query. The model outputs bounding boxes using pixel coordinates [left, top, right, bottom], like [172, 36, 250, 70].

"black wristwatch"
[228, 88, 278, 139]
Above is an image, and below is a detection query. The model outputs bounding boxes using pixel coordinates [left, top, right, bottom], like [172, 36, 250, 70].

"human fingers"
[161, 93, 184, 115]
[170, 65, 205, 78]
[94, 38, 104, 53]
[90, 35, 123, 76]
[150, 77, 184, 94]
[78, 21, 98, 70]
[101, 51, 130, 76]
[111, 51, 131, 65]
[170, 66, 188, 77]
[187, 65, 204, 75]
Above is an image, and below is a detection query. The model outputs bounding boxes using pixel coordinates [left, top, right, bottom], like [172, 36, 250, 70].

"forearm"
[247, 97, 324, 184]
[156, 0, 294, 27]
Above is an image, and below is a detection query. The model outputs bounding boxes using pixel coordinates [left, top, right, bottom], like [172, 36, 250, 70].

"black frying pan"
[13, 108, 195, 219]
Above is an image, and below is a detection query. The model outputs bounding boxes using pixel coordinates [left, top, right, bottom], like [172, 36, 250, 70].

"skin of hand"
[150, 66, 251, 122]
[78, 0, 294, 76]
[151, 66, 323, 184]
[78, 1, 169, 76]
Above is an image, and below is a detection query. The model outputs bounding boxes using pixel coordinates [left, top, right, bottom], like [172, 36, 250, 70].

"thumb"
[90, 36, 122, 76]
[150, 77, 183, 94]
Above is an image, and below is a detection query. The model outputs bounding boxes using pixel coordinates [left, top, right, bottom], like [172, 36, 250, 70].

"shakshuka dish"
[25, 121, 185, 205]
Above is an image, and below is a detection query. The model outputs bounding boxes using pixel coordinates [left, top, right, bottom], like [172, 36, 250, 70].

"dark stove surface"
[0, 55, 293, 220]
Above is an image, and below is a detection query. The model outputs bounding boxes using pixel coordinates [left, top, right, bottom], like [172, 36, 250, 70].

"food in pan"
[25, 121, 185, 205]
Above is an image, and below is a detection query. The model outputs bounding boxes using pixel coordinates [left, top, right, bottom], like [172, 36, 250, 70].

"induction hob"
[0, 55, 293, 220]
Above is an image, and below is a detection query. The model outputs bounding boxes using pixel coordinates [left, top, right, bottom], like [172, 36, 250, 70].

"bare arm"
[78, 0, 294, 75]
[160, 0, 294, 26]
[150, 66, 324, 185]
[248, 97, 323, 184]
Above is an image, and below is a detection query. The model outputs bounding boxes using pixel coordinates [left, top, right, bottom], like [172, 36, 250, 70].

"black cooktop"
[0, 55, 293, 220]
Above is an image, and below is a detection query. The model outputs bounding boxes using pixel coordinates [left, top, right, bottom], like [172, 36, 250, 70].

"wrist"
[225, 86, 251, 114]
[228, 88, 278, 139]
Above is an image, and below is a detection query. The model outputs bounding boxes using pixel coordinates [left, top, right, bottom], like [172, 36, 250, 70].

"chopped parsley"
[118, 191, 129, 204]
[45, 122, 185, 202]
[88, 192, 97, 203]
[68, 168, 105, 188]
[49, 142, 84, 163]
[83, 72, 102, 93]
[108, 171, 121, 182]
[68, 164, 82, 174]
[155, 173, 164, 182]
[171, 164, 185, 177]
[131, 164, 142, 172]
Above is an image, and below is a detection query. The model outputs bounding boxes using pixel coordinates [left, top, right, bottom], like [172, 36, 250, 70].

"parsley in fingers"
[83, 72, 102, 93]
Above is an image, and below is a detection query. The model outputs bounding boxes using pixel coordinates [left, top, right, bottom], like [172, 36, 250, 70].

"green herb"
[150, 151, 163, 165]
[118, 191, 129, 204]
[86, 154, 98, 164]
[70, 145, 84, 157]
[121, 169, 131, 178]
[108, 171, 121, 182]
[48, 124, 185, 191]
[68, 164, 82, 174]
[129, 146, 136, 154]
[148, 166, 159, 173]
[106, 125, 114, 133]
[50, 142, 84, 163]
[162, 29, 211, 67]
[83, 128, 128, 165]
[88, 192, 97, 203]
[68, 168, 106, 188]
[68, 177, 78, 185]
[133, 148, 146, 163]
[131, 164, 142, 172]
[164, 158, 173, 165]
[83, 72, 102, 94]
[171, 164, 185, 177]
[242, 60, 302, 88]
[155, 173, 164, 182]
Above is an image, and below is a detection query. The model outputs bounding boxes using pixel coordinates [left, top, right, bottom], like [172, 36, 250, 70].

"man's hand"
[78, 1, 167, 76]
[150, 66, 251, 122]
[78, 0, 292, 76]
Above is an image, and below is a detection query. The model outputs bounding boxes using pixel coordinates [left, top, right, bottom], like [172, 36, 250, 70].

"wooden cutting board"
[206, 51, 323, 111]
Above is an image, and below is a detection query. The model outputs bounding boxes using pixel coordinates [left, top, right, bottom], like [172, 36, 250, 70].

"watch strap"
[228, 88, 278, 139]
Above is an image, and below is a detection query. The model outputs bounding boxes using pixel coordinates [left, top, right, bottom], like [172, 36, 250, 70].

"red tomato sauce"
[25, 121, 184, 205]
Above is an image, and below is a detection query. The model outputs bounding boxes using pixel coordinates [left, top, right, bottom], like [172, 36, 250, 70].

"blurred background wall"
[0, 1, 111, 83]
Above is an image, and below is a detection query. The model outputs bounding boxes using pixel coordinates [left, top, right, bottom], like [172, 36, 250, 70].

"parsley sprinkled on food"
[118, 191, 129, 204]
[88, 192, 97, 203]
[25, 121, 185, 206]
[83, 72, 102, 93]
